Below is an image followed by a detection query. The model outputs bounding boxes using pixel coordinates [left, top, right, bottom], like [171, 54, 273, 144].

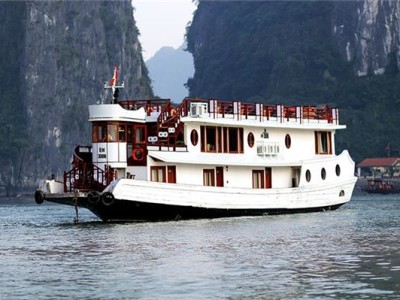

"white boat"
[34, 67, 357, 222]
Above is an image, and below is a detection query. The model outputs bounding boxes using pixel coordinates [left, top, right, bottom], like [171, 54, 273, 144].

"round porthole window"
[285, 134, 291, 149]
[335, 164, 341, 176]
[306, 170, 311, 182]
[190, 129, 198, 146]
[321, 168, 326, 180]
[248, 132, 255, 148]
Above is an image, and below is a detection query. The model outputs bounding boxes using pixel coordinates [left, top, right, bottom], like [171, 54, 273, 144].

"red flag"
[109, 66, 118, 87]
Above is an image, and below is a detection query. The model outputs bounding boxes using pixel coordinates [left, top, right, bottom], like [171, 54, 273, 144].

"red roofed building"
[357, 157, 400, 178]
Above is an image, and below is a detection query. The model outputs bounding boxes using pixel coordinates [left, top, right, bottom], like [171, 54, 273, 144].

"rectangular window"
[127, 126, 133, 143]
[200, 126, 206, 152]
[118, 125, 126, 142]
[228, 127, 238, 152]
[135, 125, 146, 143]
[201, 126, 243, 153]
[239, 128, 244, 152]
[252, 170, 264, 189]
[217, 127, 222, 153]
[223, 127, 228, 153]
[92, 124, 98, 142]
[151, 166, 166, 182]
[206, 126, 216, 151]
[98, 125, 107, 142]
[203, 169, 215, 186]
[315, 131, 332, 154]
[107, 124, 117, 142]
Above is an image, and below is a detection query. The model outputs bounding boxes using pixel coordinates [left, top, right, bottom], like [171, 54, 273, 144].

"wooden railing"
[63, 146, 115, 192]
[185, 98, 339, 124]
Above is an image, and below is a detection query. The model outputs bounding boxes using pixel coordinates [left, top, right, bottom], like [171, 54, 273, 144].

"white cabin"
[79, 98, 349, 192]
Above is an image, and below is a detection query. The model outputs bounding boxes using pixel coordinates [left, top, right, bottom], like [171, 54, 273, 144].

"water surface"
[0, 194, 399, 299]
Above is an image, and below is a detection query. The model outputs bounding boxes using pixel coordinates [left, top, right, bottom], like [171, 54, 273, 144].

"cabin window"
[252, 170, 264, 189]
[135, 126, 146, 143]
[93, 123, 128, 142]
[305, 170, 311, 182]
[190, 129, 198, 146]
[206, 126, 217, 151]
[97, 124, 107, 142]
[107, 124, 117, 142]
[252, 168, 271, 188]
[315, 131, 332, 154]
[217, 127, 223, 153]
[285, 134, 291, 149]
[321, 168, 326, 180]
[203, 169, 215, 186]
[247, 132, 255, 148]
[127, 126, 133, 143]
[201, 126, 243, 153]
[228, 128, 238, 152]
[118, 125, 126, 142]
[151, 166, 166, 183]
[92, 125, 98, 142]
[336, 164, 341, 176]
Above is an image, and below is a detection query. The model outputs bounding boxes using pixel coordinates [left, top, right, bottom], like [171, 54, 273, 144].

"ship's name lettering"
[98, 147, 106, 159]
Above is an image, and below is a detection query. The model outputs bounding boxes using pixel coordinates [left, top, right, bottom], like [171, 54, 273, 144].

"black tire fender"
[87, 191, 100, 205]
[101, 192, 115, 207]
[34, 189, 45, 205]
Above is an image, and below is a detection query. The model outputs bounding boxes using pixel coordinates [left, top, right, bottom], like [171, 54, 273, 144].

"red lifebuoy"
[133, 148, 145, 161]
[170, 108, 177, 116]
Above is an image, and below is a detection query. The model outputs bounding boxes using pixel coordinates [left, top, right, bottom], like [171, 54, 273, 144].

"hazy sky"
[132, 0, 197, 61]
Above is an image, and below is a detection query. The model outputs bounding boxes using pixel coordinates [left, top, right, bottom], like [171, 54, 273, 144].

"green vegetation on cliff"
[0, 2, 29, 195]
[186, 1, 400, 162]
[0, 1, 153, 193]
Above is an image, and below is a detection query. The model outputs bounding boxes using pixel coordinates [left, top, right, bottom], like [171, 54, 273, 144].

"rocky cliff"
[0, 0, 152, 193]
[333, 0, 400, 76]
[186, 0, 400, 161]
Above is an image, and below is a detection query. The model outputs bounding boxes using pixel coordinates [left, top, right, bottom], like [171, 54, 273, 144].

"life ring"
[101, 192, 115, 206]
[133, 148, 145, 161]
[170, 108, 177, 116]
[87, 191, 100, 205]
[34, 189, 45, 205]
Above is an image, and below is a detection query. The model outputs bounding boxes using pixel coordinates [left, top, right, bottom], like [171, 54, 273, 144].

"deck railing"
[184, 98, 339, 124]
[63, 146, 116, 192]
[117, 98, 338, 124]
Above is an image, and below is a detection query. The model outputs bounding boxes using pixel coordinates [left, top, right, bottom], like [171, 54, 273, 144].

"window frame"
[203, 169, 215, 186]
[252, 170, 265, 189]
[315, 131, 332, 155]
[150, 166, 166, 183]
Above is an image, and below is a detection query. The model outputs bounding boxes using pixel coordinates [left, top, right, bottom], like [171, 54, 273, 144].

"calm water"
[0, 194, 399, 299]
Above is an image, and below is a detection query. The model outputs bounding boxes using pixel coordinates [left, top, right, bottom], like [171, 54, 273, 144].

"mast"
[103, 66, 124, 104]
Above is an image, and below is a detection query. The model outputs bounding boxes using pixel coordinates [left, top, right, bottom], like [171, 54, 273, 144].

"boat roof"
[357, 157, 400, 168]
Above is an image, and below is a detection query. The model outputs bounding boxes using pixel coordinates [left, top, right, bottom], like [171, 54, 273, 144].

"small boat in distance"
[34, 67, 357, 222]
[363, 178, 400, 194]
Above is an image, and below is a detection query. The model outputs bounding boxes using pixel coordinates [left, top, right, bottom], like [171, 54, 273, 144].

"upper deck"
[89, 97, 343, 129]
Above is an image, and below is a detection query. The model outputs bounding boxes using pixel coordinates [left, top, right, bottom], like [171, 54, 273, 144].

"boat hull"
[37, 177, 356, 222]
[96, 198, 345, 221]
